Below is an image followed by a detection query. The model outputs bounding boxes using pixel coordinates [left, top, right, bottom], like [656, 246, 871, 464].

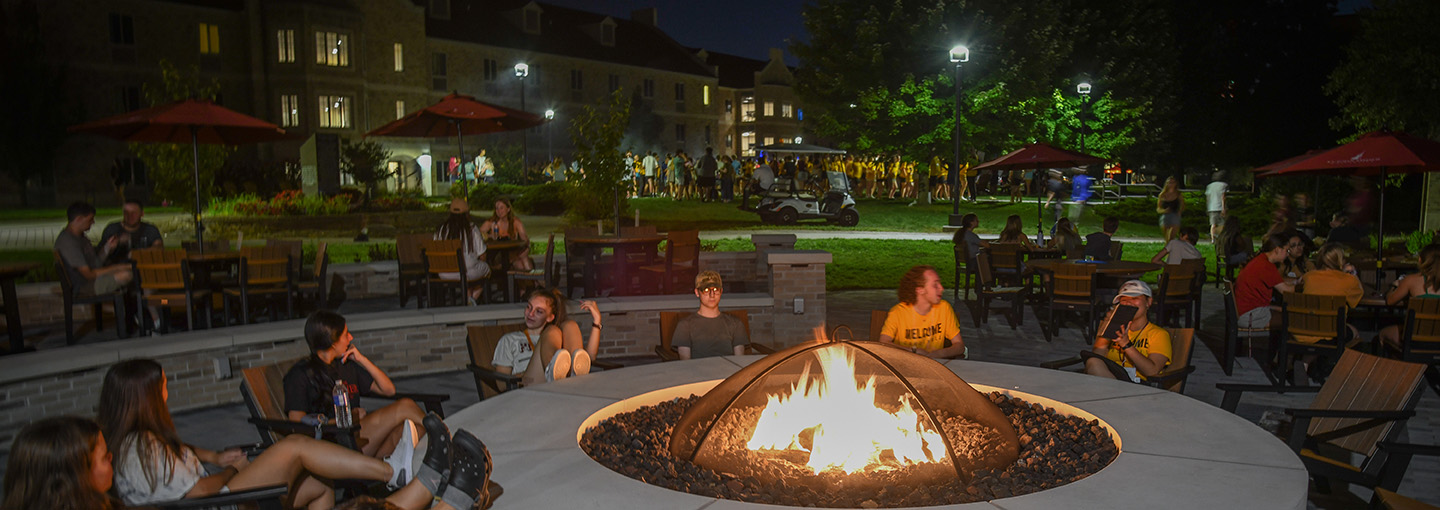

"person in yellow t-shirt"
[1085, 280, 1172, 382]
[879, 265, 968, 358]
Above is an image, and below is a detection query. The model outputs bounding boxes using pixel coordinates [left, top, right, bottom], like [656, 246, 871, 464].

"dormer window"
[601, 21, 615, 46]
[523, 5, 542, 34]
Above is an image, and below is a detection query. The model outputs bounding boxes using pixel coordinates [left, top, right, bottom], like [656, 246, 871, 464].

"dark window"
[570, 69, 583, 90]
[674, 83, 685, 101]
[725, 99, 733, 113]
[118, 86, 141, 112]
[608, 74, 620, 93]
[643, 79, 654, 98]
[432, 53, 448, 91]
[483, 59, 497, 81]
[109, 13, 134, 45]
[675, 123, 686, 142]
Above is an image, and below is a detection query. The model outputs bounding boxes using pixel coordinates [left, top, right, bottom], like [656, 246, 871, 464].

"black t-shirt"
[282, 358, 376, 417]
[99, 221, 164, 263]
[1084, 232, 1113, 261]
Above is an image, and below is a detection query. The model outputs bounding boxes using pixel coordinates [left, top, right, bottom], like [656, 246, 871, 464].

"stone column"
[765, 250, 831, 347]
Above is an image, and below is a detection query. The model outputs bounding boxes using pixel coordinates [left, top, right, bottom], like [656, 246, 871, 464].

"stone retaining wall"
[0, 249, 829, 456]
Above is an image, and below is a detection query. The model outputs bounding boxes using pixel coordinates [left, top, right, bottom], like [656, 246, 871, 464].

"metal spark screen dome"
[668, 340, 1019, 485]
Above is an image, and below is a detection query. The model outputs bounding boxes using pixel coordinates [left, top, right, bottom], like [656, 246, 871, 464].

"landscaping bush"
[208, 190, 351, 217]
[369, 189, 428, 212]
[514, 182, 568, 216]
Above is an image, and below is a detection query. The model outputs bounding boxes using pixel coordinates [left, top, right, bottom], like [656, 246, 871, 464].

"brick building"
[0, 0, 803, 205]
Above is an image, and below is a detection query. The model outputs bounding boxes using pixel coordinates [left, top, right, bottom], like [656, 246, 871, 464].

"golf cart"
[754, 169, 859, 226]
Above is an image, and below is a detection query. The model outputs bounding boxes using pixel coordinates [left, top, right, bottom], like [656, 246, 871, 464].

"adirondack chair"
[239, 361, 448, 449]
[465, 323, 526, 400]
[1370, 442, 1440, 509]
[1218, 349, 1427, 494]
[1039, 328, 1198, 394]
[656, 310, 772, 361]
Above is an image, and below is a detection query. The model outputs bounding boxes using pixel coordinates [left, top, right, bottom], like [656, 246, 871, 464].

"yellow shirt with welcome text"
[881, 301, 960, 352]
[1103, 322, 1172, 379]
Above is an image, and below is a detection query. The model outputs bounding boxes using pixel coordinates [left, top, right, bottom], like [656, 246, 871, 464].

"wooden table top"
[485, 239, 528, 250]
[0, 262, 40, 278]
[1025, 258, 1163, 275]
[186, 251, 242, 262]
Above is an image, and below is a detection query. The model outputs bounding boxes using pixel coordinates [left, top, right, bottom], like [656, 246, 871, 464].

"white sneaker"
[384, 419, 417, 489]
[546, 350, 572, 382]
[571, 350, 591, 377]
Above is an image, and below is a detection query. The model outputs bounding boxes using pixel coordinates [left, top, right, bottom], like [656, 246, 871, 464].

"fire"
[745, 344, 948, 474]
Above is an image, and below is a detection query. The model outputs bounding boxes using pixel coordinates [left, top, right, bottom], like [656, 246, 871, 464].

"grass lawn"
[632, 195, 1167, 238]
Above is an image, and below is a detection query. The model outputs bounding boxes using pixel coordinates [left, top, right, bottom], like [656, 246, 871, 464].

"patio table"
[567, 234, 665, 297]
[1025, 259, 1162, 278]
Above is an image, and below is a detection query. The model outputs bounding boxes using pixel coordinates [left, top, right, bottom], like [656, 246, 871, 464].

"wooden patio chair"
[987, 242, 1025, 287]
[640, 229, 700, 294]
[1218, 349, 1427, 496]
[508, 234, 556, 302]
[1217, 279, 1272, 376]
[953, 242, 976, 302]
[868, 309, 889, 342]
[973, 250, 1027, 329]
[396, 233, 429, 308]
[132, 247, 210, 333]
[562, 228, 592, 298]
[656, 309, 772, 361]
[53, 253, 131, 344]
[421, 239, 476, 307]
[1042, 262, 1100, 342]
[1153, 261, 1201, 328]
[222, 245, 293, 324]
[265, 239, 304, 280]
[1277, 292, 1356, 386]
[1040, 328, 1198, 394]
[1109, 239, 1124, 260]
[1370, 442, 1440, 509]
[291, 242, 329, 312]
[465, 323, 526, 400]
[1380, 297, 1440, 397]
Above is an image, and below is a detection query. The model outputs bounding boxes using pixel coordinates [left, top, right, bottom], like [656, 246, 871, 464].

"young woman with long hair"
[1381, 244, 1440, 348]
[1156, 176, 1184, 242]
[478, 197, 532, 271]
[996, 214, 1037, 249]
[1049, 217, 1083, 259]
[3, 416, 117, 510]
[96, 358, 492, 510]
[493, 288, 604, 385]
[435, 198, 491, 301]
[284, 311, 425, 459]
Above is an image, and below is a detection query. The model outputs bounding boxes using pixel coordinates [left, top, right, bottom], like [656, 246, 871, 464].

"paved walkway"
[24, 286, 1429, 509]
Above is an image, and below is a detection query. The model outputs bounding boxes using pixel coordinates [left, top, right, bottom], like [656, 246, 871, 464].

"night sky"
[538, 0, 809, 65]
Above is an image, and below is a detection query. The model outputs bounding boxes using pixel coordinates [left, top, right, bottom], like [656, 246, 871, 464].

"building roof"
[701, 50, 768, 89]
[424, 0, 715, 78]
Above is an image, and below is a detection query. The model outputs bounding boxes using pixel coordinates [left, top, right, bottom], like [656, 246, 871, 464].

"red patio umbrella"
[1264, 131, 1440, 281]
[365, 93, 548, 192]
[973, 143, 1107, 244]
[70, 99, 292, 249]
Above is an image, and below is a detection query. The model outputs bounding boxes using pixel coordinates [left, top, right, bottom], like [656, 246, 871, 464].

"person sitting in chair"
[54, 201, 133, 295]
[434, 198, 490, 302]
[284, 311, 426, 460]
[98, 199, 164, 264]
[674, 271, 749, 359]
[1085, 280, 1172, 383]
[493, 288, 603, 385]
[1083, 216, 1120, 261]
[878, 265, 968, 359]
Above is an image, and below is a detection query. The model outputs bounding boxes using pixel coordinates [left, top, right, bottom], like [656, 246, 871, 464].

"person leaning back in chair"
[879, 265, 968, 359]
[1085, 280, 1172, 383]
[55, 201, 134, 295]
[493, 288, 603, 386]
[674, 271, 749, 359]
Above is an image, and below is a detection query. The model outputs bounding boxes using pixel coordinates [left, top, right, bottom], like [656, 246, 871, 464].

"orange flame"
[745, 343, 947, 474]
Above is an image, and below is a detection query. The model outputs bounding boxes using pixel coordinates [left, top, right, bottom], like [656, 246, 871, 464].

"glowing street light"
[948, 45, 969, 226]
[544, 108, 555, 162]
[516, 62, 530, 172]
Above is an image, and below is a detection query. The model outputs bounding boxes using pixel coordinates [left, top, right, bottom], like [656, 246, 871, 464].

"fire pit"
[440, 355, 1308, 509]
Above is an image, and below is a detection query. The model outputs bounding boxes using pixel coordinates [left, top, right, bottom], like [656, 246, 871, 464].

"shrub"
[514, 182, 568, 216]
[1091, 191, 1270, 236]
[208, 190, 350, 217]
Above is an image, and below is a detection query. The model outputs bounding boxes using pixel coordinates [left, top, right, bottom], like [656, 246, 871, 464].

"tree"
[0, 1, 70, 206]
[340, 139, 393, 204]
[1326, 0, 1440, 140]
[566, 89, 633, 221]
[131, 60, 234, 213]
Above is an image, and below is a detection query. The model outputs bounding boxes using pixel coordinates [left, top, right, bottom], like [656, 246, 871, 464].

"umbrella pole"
[190, 127, 204, 253]
[456, 121, 468, 196]
[1376, 169, 1387, 287]
[1036, 166, 1046, 245]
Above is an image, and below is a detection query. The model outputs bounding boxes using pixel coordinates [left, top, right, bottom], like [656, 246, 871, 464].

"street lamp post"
[1077, 82, 1091, 153]
[544, 108, 555, 164]
[515, 63, 529, 176]
[948, 45, 968, 227]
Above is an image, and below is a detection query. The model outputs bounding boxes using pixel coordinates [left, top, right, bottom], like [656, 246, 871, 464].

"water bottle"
[332, 379, 353, 428]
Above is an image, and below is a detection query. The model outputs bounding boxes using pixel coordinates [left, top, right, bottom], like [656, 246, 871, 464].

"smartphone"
[1098, 304, 1139, 342]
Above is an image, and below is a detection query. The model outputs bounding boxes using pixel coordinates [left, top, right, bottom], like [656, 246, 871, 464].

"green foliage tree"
[795, 0, 1175, 169]
[340, 139, 393, 204]
[1326, 0, 1440, 140]
[566, 89, 633, 221]
[0, 2, 70, 206]
[131, 60, 234, 213]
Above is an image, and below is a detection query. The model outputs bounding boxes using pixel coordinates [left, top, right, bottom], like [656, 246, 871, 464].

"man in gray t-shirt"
[673, 271, 749, 359]
[55, 201, 132, 295]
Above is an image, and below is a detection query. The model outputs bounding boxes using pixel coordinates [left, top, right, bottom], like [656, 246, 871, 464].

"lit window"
[277, 29, 295, 63]
[394, 43, 404, 71]
[742, 132, 756, 155]
[763, 136, 774, 146]
[395, 100, 406, 120]
[280, 94, 299, 127]
[703, 85, 710, 106]
[199, 23, 220, 55]
[318, 95, 351, 128]
[782, 103, 793, 118]
[764, 101, 774, 117]
[741, 99, 755, 122]
[315, 31, 349, 67]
